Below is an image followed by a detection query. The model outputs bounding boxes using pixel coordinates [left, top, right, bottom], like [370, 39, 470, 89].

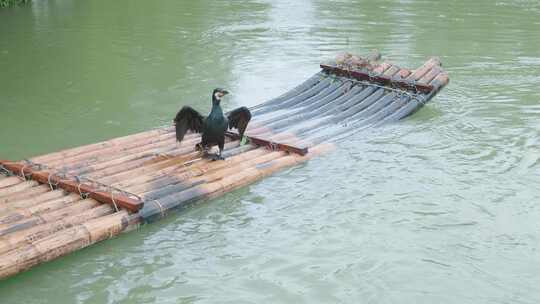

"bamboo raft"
[0, 52, 448, 280]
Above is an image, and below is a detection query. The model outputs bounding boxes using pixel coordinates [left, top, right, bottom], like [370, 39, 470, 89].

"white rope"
[19, 164, 28, 181]
[47, 173, 56, 191]
[110, 189, 119, 212]
[153, 199, 166, 218]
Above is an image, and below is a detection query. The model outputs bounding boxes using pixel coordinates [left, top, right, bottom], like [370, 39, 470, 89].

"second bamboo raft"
[0, 52, 448, 280]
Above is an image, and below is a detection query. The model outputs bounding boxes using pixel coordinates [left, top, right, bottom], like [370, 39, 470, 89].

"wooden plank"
[225, 132, 309, 156]
[320, 64, 434, 93]
[0, 161, 143, 212]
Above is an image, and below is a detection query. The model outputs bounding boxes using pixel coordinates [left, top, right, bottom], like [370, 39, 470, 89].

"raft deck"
[0, 53, 448, 280]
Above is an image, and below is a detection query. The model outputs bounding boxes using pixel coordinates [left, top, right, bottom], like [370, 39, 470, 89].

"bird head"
[212, 88, 229, 104]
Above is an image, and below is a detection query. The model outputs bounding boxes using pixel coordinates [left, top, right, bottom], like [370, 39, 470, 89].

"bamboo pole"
[407, 57, 440, 81]
[0, 177, 25, 189]
[0, 181, 40, 198]
[0, 185, 51, 205]
[0, 191, 70, 214]
[0, 199, 100, 236]
[17, 193, 81, 215]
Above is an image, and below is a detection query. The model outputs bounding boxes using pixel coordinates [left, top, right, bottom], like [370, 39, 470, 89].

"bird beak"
[222, 90, 230, 95]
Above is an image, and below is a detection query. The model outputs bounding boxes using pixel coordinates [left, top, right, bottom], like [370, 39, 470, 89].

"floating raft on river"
[0, 52, 448, 280]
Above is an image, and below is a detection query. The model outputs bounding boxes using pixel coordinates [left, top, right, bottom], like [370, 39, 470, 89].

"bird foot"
[205, 153, 225, 161]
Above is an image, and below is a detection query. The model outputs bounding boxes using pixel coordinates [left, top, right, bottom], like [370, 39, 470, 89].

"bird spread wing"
[174, 106, 205, 142]
[227, 106, 252, 140]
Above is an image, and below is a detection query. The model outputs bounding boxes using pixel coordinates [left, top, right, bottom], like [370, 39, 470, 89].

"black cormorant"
[174, 88, 251, 160]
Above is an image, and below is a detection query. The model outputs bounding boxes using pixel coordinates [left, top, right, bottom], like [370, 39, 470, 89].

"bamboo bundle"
[139, 143, 333, 221]
[0, 53, 449, 281]
[122, 146, 266, 194]
[139, 148, 287, 200]
[282, 63, 402, 138]
[0, 210, 132, 279]
[0, 193, 80, 223]
[249, 61, 393, 129]
[0, 204, 114, 255]
[250, 73, 324, 111]
[94, 141, 240, 185]
[105, 144, 257, 196]
[0, 199, 100, 236]
[111, 132, 299, 191]
[30, 126, 174, 163]
[44, 132, 177, 169]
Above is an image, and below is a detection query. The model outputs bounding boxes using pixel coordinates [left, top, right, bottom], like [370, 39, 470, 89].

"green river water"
[1, 1, 539, 303]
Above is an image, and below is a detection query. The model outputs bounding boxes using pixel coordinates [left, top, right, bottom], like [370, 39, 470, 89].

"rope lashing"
[152, 199, 166, 218]
[268, 142, 278, 151]
[0, 164, 11, 176]
[19, 164, 29, 181]
[74, 176, 89, 199]
[110, 188, 119, 212]
[77, 175, 143, 202]
[47, 172, 60, 191]
[326, 75, 428, 106]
